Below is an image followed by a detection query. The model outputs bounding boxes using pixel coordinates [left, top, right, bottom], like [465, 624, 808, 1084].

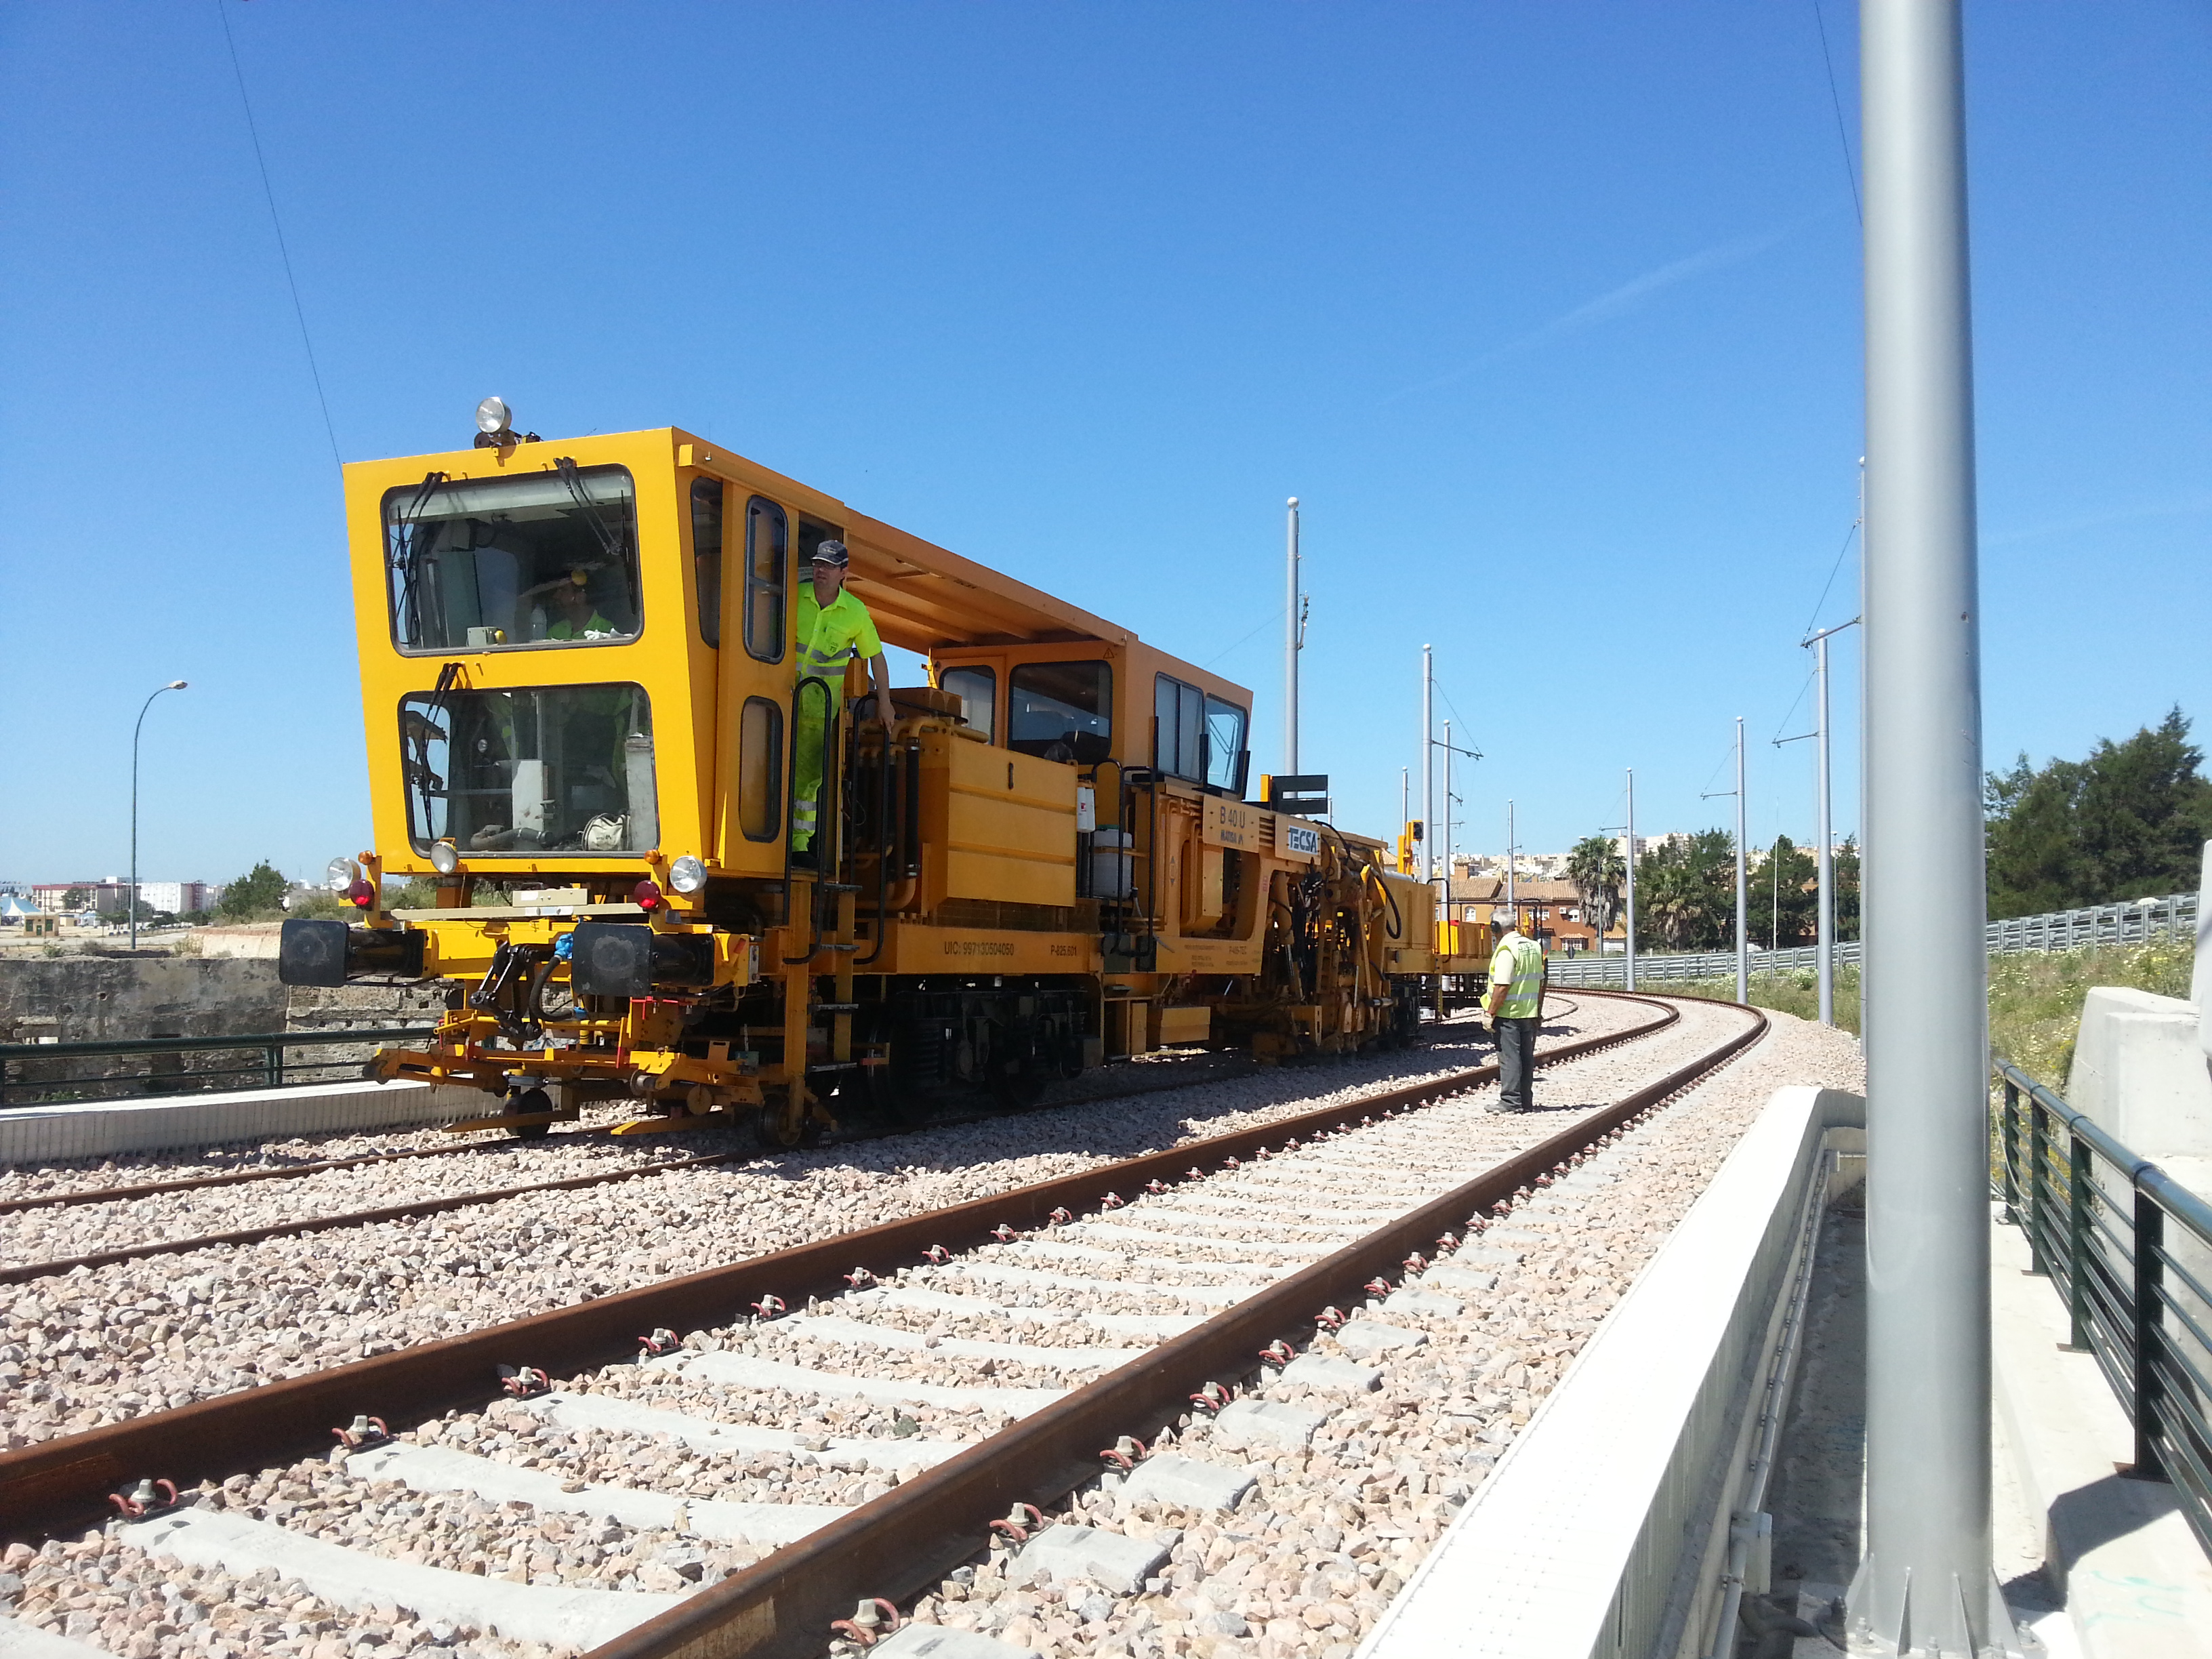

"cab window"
[743, 497, 787, 661]
[384, 465, 640, 652]
[1008, 661, 1111, 761]
[1204, 695, 1248, 793]
[691, 480, 724, 648]
[1154, 675, 1204, 780]
[939, 665, 996, 741]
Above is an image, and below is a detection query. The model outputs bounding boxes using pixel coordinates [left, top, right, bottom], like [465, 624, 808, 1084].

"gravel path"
[0, 1002, 1654, 1447]
[0, 996, 1797, 1659]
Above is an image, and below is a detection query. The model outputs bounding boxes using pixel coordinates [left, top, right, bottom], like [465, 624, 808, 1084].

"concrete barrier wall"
[0, 1078, 488, 1164]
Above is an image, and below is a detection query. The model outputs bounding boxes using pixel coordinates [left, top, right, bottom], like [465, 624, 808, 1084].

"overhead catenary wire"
[215, 0, 342, 470]
[1808, 0, 1863, 225]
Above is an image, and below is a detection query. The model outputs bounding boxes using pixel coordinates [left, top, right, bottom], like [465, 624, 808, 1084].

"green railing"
[1994, 1057, 2212, 1555]
[0, 1026, 438, 1108]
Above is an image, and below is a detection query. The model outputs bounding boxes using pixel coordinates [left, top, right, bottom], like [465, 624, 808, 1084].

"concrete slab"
[1062, 1222, 1323, 1258]
[117, 1509, 681, 1649]
[1990, 1214, 2212, 1657]
[871, 1625, 1042, 1659]
[777, 1315, 1145, 1372]
[1212, 1399, 1326, 1452]
[1117, 1454, 1256, 1513]
[1381, 1288, 1464, 1317]
[0, 1616, 115, 1659]
[0, 1079, 484, 1164]
[1422, 1263, 1498, 1294]
[2068, 987, 2212, 1160]
[1010, 1524, 1174, 1594]
[845, 1286, 1203, 1341]
[516, 1389, 972, 1467]
[348, 1441, 850, 1545]
[942, 1262, 1258, 1307]
[1334, 1320, 1427, 1359]
[668, 1351, 1066, 1417]
[1004, 1239, 1294, 1279]
[1280, 1354, 1382, 1394]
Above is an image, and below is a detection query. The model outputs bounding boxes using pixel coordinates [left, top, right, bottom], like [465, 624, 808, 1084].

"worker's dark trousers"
[1496, 1017, 1539, 1111]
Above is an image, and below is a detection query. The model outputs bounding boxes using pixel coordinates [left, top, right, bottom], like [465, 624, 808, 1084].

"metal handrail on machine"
[1992, 1057, 2212, 1556]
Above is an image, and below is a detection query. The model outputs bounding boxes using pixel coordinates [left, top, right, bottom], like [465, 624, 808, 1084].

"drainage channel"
[0, 992, 1698, 1659]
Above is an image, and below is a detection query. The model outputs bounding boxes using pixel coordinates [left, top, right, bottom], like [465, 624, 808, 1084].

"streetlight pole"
[130, 680, 189, 950]
[1624, 769, 1637, 992]
[1855, 0, 2012, 1651]
[1735, 720, 1748, 1003]
[1803, 619, 1860, 1026]
[1506, 800, 1516, 909]
[1420, 645, 1433, 886]
[1284, 498, 1302, 775]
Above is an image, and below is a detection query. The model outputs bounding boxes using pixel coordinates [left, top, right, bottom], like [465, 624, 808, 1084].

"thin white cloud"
[1982, 495, 2212, 548]
[1379, 228, 1791, 406]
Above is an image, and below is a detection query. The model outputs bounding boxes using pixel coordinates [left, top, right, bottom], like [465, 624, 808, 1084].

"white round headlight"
[326, 857, 356, 894]
[476, 396, 512, 435]
[430, 841, 460, 876]
[668, 855, 708, 895]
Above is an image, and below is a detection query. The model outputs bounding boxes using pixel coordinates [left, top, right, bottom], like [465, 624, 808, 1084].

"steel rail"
[590, 998, 1765, 1659]
[0, 991, 1675, 1543]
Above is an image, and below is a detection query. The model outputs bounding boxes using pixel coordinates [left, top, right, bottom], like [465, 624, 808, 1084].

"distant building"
[137, 881, 215, 914]
[1448, 873, 1621, 956]
[30, 879, 215, 916]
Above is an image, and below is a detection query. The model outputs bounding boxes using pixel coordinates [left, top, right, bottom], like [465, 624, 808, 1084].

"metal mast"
[1506, 800, 1516, 908]
[1623, 769, 1637, 992]
[1854, 1, 2010, 1652]
[1420, 645, 1434, 886]
[1442, 721, 1454, 906]
[1735, 718, 1748, 1004]
[1284, 498, 1301, 775]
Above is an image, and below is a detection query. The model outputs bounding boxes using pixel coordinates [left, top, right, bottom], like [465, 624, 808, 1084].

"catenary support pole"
[1284, 498, 1300, 775]
[1853, 1, 2009, 1652]
[1736, 717, 1748, 1005]
[1442, 721, 1454, 903]
[1624, 769, 1637, 993]
[1507, 800, 1516, 908]
[1420, 645, 1434, 886]
[1816, 631, 1836, 1026]
[129, 681, 188, 951]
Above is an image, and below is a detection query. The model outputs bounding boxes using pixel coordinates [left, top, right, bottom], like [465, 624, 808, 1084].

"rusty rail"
[0, 991, 1679, 1544]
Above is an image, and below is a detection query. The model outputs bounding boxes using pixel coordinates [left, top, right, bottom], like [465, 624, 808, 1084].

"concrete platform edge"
[0, 1078, 488, 1164]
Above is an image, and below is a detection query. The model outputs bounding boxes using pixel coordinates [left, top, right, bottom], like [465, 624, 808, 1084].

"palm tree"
[1567, 834, 1624, 940]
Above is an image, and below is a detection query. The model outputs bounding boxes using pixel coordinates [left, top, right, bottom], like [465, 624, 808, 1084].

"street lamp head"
[166, 680, 188, 691]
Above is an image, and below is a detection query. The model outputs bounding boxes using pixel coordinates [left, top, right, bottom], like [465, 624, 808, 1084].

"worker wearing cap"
[1486, 905, 1547, 1111]
[791, 539, 891, 864]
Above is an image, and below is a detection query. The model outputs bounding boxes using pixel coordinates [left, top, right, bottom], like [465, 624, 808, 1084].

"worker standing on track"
[1485, 905, 1547, 1111]
[792, 539, 891, 867]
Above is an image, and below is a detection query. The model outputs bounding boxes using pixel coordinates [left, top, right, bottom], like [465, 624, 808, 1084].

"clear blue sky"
[2, 3, 2205, 889]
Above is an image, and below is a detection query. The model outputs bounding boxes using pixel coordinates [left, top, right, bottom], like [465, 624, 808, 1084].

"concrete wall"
[2066, 986, 2212, 1162]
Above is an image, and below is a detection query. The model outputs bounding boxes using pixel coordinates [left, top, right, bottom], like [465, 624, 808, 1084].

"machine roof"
[841, 512, 1133, 653]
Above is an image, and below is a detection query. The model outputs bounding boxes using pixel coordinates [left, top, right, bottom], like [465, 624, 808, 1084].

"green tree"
[1750, 836, 1818, 948]
[60, 886, 89, 912]
[1985, 707, 2212, 918]
[1566, 834, 1624, 939]
[218, 861, 289, 921]
[1834, 836, 1860, 941]
[1636, 830, 1737, 951]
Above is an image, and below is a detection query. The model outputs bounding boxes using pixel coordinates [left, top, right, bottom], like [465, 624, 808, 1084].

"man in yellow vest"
[791, 538, 890, 865]
[1486, 905, 1548, 1111]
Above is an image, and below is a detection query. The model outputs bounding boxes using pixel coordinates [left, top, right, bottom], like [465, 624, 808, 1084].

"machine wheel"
[504, 1086, 556, 1141]
[754, 1103, 827, 1151]
[988, 1067, 1050, 1112]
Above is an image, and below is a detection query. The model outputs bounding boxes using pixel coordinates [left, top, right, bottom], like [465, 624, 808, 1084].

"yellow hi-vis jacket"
[794, 583, 883, 684]
[1490, 931, 1545, 1019]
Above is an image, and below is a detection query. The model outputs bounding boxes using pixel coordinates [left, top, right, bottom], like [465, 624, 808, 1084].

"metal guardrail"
[0, 1027, 439, 1109]
[1993, 1057, 2212, 1557]
[1544, 891, 2198, 987]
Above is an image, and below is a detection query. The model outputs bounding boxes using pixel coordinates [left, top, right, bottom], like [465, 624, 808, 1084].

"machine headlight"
[327, 857, 357, 895]
[476, 396, 512, 435]
[430, 841, 460, 876]
[668, 855, 708, 895]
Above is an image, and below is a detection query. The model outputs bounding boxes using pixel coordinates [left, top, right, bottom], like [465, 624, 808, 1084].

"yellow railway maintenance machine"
[283, 407, 1475, 1145]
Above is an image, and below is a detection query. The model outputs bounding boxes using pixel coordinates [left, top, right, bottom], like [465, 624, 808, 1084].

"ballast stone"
[1011, 1525, 1174, 1595]
[1118, 1454, 1257, 1511]
[1335, 1320, 1428, 1359]
[1280, 1353, 1382, 1393]
[1213, 1399, 1327, 1451]
[1422, 1263, 1498, 1292]
[872, 1626, 1042, 1659]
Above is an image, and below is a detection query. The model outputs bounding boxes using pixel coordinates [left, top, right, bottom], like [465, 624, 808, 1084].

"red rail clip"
[1047, 1208, 1073, 1226]
[751, 1295, 787, 1320]
[922, 1245, 951, 1265]
[845, 1267, 876, 1288]
[1364, 1277, 1393, 1297]
[1258, 1340, 1295, 1365]
[638, 1329, 682, 1357]
[1099, 1193, 1125, 1210]
[1189, 1380, 1232, 1412]
[989, 1502, 1046, 1544]
[1315, 1307, 1347, 1332]
[332, 1414, 390, 1448]
[501, 1366, 551, 1398]
[108, 1479, 178, 1518]
[828, 1599, 902, 1647]
[991, 1224, 1018, 1243]
[1402, 1252, 1430, 1273]
[1099, 1435, 1148, 1471]
[1145, 1179, 1169, 1195]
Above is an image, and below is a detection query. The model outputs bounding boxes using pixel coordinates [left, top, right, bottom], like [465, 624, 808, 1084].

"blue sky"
[1, 2, 2205, 889]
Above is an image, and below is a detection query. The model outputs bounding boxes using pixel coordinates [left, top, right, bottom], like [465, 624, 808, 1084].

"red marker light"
[633, 879, 663, 911]
[345, 878, 375, 908]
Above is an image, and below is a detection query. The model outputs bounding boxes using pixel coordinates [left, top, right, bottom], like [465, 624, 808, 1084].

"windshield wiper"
[554, 457, 625, 563]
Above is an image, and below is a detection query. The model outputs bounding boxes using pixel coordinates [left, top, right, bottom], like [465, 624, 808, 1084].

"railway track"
[0, 1008, 1578, 1290]
[0, 991, 1740, 1659]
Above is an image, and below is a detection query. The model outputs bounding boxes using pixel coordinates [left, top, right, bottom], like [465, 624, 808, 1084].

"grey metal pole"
[1400, 768, 1410, 860]
[129, 681, 188, 951]
[1854, 1, 2006, 1652]
[1506, 799, 1515, 908]
[1442, 720, 1454, 905]
[1736, 717, 1748, 1005]
[1624, 769, 1637, 992]
[1420, 645, 1434, 886]
[1284, 498, 1300, 775]
[1816, 632, 1836, 1026]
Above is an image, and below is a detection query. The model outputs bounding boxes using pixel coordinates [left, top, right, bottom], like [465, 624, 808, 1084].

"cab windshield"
[400, 684, 657, 856]
[385, 465, 640, 651]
